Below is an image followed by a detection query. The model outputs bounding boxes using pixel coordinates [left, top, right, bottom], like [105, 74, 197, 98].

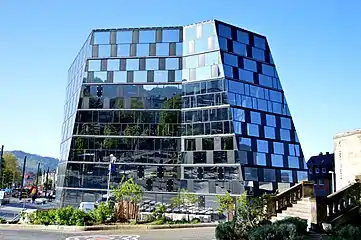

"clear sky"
[0, 0, 360, 159]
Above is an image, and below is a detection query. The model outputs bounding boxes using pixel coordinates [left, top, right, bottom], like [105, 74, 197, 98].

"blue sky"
[0, 0, 360, 159]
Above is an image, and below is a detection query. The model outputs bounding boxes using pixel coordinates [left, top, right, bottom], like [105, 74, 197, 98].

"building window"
[322, 168, 327, 173]
[264, 169, 276, 182]
[244, 167, 258, 181]
[257, 140, 269, 153]
[251, 111, 261, 125]
[281, 170, 293, 183]
[315, 168, 320, 174]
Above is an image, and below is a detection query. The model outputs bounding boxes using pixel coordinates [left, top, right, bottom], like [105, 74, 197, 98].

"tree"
[216, 192, 236, 221]
[113, 178, 143, 223]
[1, 153, 21, 188]
[171, 189, 199, 221]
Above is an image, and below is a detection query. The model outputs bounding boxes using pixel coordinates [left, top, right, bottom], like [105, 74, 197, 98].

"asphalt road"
[0, 227, 216, 240]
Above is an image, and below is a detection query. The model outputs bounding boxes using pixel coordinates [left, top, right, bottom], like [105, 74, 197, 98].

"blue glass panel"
[139, 30, 156, 43]
[228, 80, 244, 94]
[280, 129, 291, 141]
[233, 108, 245, 121]
[239, 69, 254, 83]
[224, 65, 233, 78]
[107, 59, 119, 71]
[154, 71, 168, 82]
[266, 114, 276, 127]
[252, 47, 265, 61]
[117, 44, 130, 57]
[218, 24, 232, 39]
[234, 121, 242, 134]
[146, 58, 158, 70]
[126, 59, 139, 70]
[136, 44, 149, 56]
[203, 22, 215, 37]
[94, 31, 110, 44]
[117, 31, 132, 44]
[251, 111, 261, 124]
[205, 51, 220, 66]
[264, 126, 275, 139]
[224, 53, 238, 67]
[281, 170, 293, 183]
[255, 153, 266, 166]
[273, 142, 284, 154]
[257, 140, 268, 153]
[271, 154, 283, 167]
[262, 64, 275, 77]
[134, 71, 147, 83]
[156, 43, 169, 56]
[281, 117, 292, 130]
[218, 37, 228, 51]
[185, 55, 197, 69]
[254, 35, 266, 50]
[166, 58, 179, 70]
[163, 29, 179, 42]
[247, 123, 259, 137]
[113, 71, 127, 83]
[233, 42, 246, 56]
[237, 30, 249, 45]
[176, 43, 183, 56]
[98, 45, 110, 58]
[244, 59, 257, 72]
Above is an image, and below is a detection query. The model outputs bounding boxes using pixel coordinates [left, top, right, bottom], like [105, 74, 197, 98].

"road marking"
[65, 235, 140, 240]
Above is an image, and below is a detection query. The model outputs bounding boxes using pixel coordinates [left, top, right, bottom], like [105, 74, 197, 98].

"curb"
[0, 223, 218, 232]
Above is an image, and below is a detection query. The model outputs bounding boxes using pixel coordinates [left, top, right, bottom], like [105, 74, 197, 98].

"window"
[257, 140, 269, 153]
[234, 121, 242, 134]
[254, 36, 266, 50]
[237, 30, 249, 45]
[281, 170, 293, 183]
[288, 156, 299, 168]
[224, 65, 233, 78]
[266, 114, 276, 127]
[107, 59, 120, 71]
[252, 47, 265, 61]
[247, 123, 259, 137]
[185, 139, 196, 151]
[273, 142, 284, 154]
[218, 37, 228, 51]
[166, 58, 179, 70]
[244, 167, 258, 181]
[218, 24, 232, 39]
[262, 64, 275, 77]
[251, 111, 261, 125]
[264, 169, 276, 182]
[259, 74, 273, 88]
[255, 153, 266, 166]
[233, 108, 245, 121]
[134, 71, 147, 83]
[156, 43, 169, 56]
[315, 168, 320, 174]
[228, 80, 244, 94]
[202, 138, 214, 150]
[244, 59, 257, 72]
[233, 42, 246, 56]
[117, 44, 130, 56]
[154, 70, 168, 82]
[163, 29, 179, 42]
[322, 168, 327, 173]
[113, 71, 127, 83]
[239, 138, 251, 151]
[88, 60, 101, 71]
[271, 154, 283, 167]
[198, 54, 205, 67]
[281, 117, 292, 130]
[239, 69, 254, 83]
[280, 129, 291, 141]
[205, 51, 220, 66]
[146, 58, 159, 70]
[136, 44, 149, 56]
[224, 53, 238, 67]
[98, 45, 110, 58]
[126, 59, 139, 71]
[94, 31, 110, 44]
[264, 126, 275, 139]
[117, 31, 132, 44]
[139, 30, 156, 43]
[269, 90, 282, 103]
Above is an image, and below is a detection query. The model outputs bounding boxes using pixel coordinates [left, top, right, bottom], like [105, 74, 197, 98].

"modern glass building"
[57, 20, 308, 207]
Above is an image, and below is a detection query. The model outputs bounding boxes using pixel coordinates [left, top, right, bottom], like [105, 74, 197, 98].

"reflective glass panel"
[254, 36, 266, 50]
[288, 156, 299, 169]
[154, 71, 168, 82]
[262, 64, 275, 77]
[233, 108, 245, 121]
[98, 45, 110, 58]
[113, 71, 127, 83]
[281, 117, 292, 130]
[297, 171, 308, 181]
[117, 31, 133, 44]
[264, 169, 276, 182]
[218, 37, 227, 51]
[88, 60, 101, 71]
[244, 167, 258, 181]
[139, 30, 156, 43]
[264, 126, 275, 139]
[247, 123, 259, 137]
[257, 140, 268, 153]
[266, 114, 276, 127]
[273, 142, 284, 155]
[280, 129, 291, 141]
[251, 111, 261, 124]
[239, 69, 254, 83]
[233, 42, 246, 56]
[117, 44, 130, 57]
[224, 53, 238, 67]
[166, 58, 179, 70]
[218, 24, 232, 39]
[146, 58, 159, 70]
[255, 152, 266, 166]
[239, 137, 251, 151]
[134, 71, 147, 83]
[156, 43, 169, 56]
[136, 44, 150, 56]
[281, 170, 293, 183]
[163, 29, 179, 42]
[126, 59, 139, 70]
[107, 59, 120, 71]
[252, 47, 265, 61]
[94, 31, 110, 44]
[237, 30, 249, 45]
[271, 154, 283, 167]
[244, 59, 257, 72]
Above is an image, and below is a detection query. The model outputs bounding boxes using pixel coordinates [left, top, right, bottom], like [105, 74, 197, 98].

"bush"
[274, 217, 308, 235]
[190, 218, 200, 224]
[91, 202, 114, 224]
[215, 221, 239, 240]
[249, 223, 298, 240]
[0, 217, 6, 224]
[331, 224, 361, 240]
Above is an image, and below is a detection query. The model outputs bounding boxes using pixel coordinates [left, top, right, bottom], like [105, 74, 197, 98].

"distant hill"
[5, 150, 59, 172]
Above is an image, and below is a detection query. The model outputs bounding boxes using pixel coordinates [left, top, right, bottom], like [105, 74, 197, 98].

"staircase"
[270, 197, 312, 223]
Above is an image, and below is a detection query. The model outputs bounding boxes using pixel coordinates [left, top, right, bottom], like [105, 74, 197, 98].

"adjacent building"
[57, 20, 308, 207]
[334, 129, 361, 191]
[307, 152, 335, 196]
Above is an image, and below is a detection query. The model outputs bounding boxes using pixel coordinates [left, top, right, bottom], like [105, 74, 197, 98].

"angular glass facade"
[57, 20, 307, 207]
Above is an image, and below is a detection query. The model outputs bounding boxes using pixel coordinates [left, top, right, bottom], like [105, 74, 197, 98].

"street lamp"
[107, 154, 117, 202]
[329, 171, 335, 193]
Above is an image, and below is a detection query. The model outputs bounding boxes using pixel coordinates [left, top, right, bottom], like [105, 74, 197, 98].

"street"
[0, 227, 216, 240]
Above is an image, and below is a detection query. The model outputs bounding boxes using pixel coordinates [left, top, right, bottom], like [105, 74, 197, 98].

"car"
[79, 202, 96, 213]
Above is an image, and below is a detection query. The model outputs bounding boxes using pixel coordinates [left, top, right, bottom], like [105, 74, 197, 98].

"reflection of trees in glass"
[157, 95, 181, 136]
[75, 137, 85, 154]
[131, 98, 144, 109]
[103, 124, 119, 149]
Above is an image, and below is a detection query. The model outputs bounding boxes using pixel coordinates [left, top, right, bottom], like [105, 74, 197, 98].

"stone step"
[286, 206, 312, 213]
[276, 211, 311, 220]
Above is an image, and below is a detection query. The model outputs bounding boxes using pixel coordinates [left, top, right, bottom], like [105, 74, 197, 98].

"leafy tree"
[1, 153, 21, 188]
[113, 178, 143, 222]
[216, 192, 236, 221]
[153, 204, 166, 220]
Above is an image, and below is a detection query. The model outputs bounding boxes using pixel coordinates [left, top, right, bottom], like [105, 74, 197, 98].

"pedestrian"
[30, 185, 37, 204]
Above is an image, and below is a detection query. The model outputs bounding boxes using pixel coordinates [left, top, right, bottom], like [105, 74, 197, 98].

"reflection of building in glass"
[57, 20, 307, 207]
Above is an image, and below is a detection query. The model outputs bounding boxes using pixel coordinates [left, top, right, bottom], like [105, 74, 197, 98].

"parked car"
[79, 202, 96, 213]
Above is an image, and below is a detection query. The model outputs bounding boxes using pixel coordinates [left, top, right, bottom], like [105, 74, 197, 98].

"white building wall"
[334, 129, 361, 191]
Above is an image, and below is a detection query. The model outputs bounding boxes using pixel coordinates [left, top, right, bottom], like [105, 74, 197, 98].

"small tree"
[216, 192, 236, 221]
[153, 204, 166, 220]
[171, 189, 199, 221]
[113, 178, 143, 223]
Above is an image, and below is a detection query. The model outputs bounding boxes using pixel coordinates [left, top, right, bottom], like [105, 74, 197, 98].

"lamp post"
[107, 154, 116, 202]
[329, 171, 336, 193]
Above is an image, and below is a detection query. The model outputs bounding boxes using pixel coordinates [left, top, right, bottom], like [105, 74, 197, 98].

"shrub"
[274, 217, 308, 235]
[190, 218, 200, 224]
[91, 202, 114, 224]
[331, 224, 361, 240]
[215, 221, 238, 240]
[0, 217, 6, 224]
[249, 223, 298, 240]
